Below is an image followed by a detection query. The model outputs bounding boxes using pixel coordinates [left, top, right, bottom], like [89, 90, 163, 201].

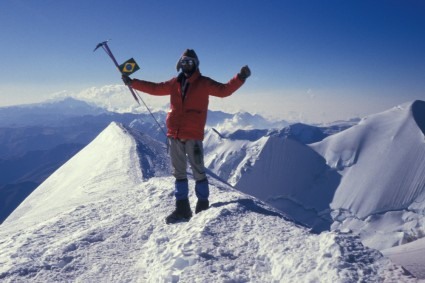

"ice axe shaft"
[94, 41, 140, 104]
[94, 40, 168, 139]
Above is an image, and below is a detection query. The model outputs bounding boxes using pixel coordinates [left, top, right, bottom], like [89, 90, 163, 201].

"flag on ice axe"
[93, 40, 168, 139]
[119, 58, 140, 76]
[93, 40, 140, 104]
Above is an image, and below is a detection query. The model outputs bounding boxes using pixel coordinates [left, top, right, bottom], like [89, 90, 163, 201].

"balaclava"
[176, 49, 199, 73]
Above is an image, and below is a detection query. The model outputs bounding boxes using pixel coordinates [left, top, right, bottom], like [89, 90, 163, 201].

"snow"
[383, 237, 425, 279]
[4, 122, 169, 226]
[0, 122, 415, 282]
[200, 100, 425, 279]
[213, 101, 425, 252]
[313, 101, 425, 249]
[313, 101, 425, 218]
[203, 129, 268, 186]
[235, 136, 340, 232]
[50, 87, 288, 130]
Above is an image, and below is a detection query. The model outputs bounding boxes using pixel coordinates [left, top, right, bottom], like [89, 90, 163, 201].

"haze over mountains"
[0, 97, 287, 224]
[0, 96, 424, 280]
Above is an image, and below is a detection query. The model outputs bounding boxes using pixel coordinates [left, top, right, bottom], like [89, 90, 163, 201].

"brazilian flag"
[119, 58, 140, 75]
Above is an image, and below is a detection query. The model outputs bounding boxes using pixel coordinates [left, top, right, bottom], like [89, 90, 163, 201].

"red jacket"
[131, 69, 245, 140]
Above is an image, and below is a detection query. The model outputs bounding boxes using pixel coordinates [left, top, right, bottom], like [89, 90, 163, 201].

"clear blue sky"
[1, 0, 424, 122]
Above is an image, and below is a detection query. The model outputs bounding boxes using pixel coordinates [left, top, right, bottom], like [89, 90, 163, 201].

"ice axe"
[94, 40, 140, 104]
[94, 40, 167, 138]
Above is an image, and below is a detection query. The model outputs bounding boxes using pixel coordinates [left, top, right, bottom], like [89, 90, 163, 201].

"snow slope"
[235, 136, 341, 232]
[312, 100, 425, 249]
[202, 126, 342, 232]
[383, 237, 425, 279]
[0, 97, 288, 227]
[3, 122, 169, 226]
[0, 122, 414, 282]
[203, 129, 268, 186]
[220, 100, 425, 252]
[313, 100, 425, 217]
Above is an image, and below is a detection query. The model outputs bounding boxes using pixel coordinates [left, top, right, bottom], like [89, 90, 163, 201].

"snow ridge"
[203, 100, 425, 253]
[312, 100, 425, 249]
[0, 122, 414, 282]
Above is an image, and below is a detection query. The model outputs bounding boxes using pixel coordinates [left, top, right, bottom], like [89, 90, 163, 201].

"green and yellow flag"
[119, 58, 140, 75]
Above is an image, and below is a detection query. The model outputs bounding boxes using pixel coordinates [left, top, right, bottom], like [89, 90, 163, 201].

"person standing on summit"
[122, 49, 251, 224]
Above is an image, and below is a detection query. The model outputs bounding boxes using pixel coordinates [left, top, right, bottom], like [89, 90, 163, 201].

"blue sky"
[1, 0, 424, 122]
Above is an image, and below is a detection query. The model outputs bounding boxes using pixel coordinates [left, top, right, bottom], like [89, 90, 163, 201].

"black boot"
[195, 200, 209, 214]
[166, 199, 193, 224]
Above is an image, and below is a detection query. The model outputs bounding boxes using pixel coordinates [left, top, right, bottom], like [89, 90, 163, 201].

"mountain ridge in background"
[0, 97, 288, 224]
[0, 122, 415, 282]
[1, 97, 424, 279]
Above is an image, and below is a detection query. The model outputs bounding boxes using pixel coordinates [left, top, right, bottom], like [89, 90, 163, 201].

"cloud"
[49, 85, 169, 113]
[307, 88, 316, 99]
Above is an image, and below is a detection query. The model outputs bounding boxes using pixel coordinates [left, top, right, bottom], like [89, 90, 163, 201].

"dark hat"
[182, 49, 198, 60]
[176, 49, 200, 71]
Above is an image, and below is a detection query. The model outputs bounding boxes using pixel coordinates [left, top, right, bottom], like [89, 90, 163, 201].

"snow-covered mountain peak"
[311, 100, 425, 249]
[314, 100, 424, 171]
[4, 122, 169, 226]
[0, 121, 415, 282]
[0, 97, 106, 126]
[274, 122, 328, 144]
[210, 100, 425, 254]
[203, 129, 269, 185]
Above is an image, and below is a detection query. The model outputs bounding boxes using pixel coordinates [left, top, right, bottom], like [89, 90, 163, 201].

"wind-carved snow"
[323, 148, 358, 170]
[234, 136, 341, 232]
[312, 100, 425, 250]
[203, 100, 425, 263]
[0, 122, 414, 282]
[203, 129, 267, 186]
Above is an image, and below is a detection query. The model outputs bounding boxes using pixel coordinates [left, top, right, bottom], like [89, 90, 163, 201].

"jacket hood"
[176, 49, 200, 71]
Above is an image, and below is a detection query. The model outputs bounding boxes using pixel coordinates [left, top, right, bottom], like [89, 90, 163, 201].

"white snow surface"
[203, 130, 268, 186]
[312, 101, 425, 250]
[383, 237, 425, 280]
[210, 101, 425, 251]
[0, 122, 415, 282]
[200, 101, 425, 278]
[313, 101, 425, 217]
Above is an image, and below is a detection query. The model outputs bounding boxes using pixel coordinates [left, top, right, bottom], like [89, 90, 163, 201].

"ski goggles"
[181, 59, 195, 66]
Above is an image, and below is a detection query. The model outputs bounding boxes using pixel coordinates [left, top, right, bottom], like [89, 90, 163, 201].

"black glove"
[238, 65, 251, 81]
[122, 75, 133, 86]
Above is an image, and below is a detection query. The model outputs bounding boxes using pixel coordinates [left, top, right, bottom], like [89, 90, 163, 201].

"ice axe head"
[93, 41, 109, 52]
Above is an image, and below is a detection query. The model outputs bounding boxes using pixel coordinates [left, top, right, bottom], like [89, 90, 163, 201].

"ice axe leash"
[94, 40, 167, 139]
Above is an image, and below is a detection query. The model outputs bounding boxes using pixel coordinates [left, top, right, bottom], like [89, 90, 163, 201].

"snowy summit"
[0, 121, 416, 282]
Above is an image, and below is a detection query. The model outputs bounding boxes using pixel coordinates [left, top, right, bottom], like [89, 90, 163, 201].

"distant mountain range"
[0, 97, 290, 223]
[1, 98, 424, 279]
[0, 122, 414, 282]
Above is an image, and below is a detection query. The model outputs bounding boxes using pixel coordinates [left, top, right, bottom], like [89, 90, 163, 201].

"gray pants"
[169, 138, 206, 181]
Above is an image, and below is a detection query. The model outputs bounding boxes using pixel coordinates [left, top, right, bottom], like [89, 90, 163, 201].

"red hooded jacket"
[131, 69, 245, 140]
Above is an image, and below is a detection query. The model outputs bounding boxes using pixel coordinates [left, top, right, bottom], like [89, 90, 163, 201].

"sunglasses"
[181, 59, 194, 66]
